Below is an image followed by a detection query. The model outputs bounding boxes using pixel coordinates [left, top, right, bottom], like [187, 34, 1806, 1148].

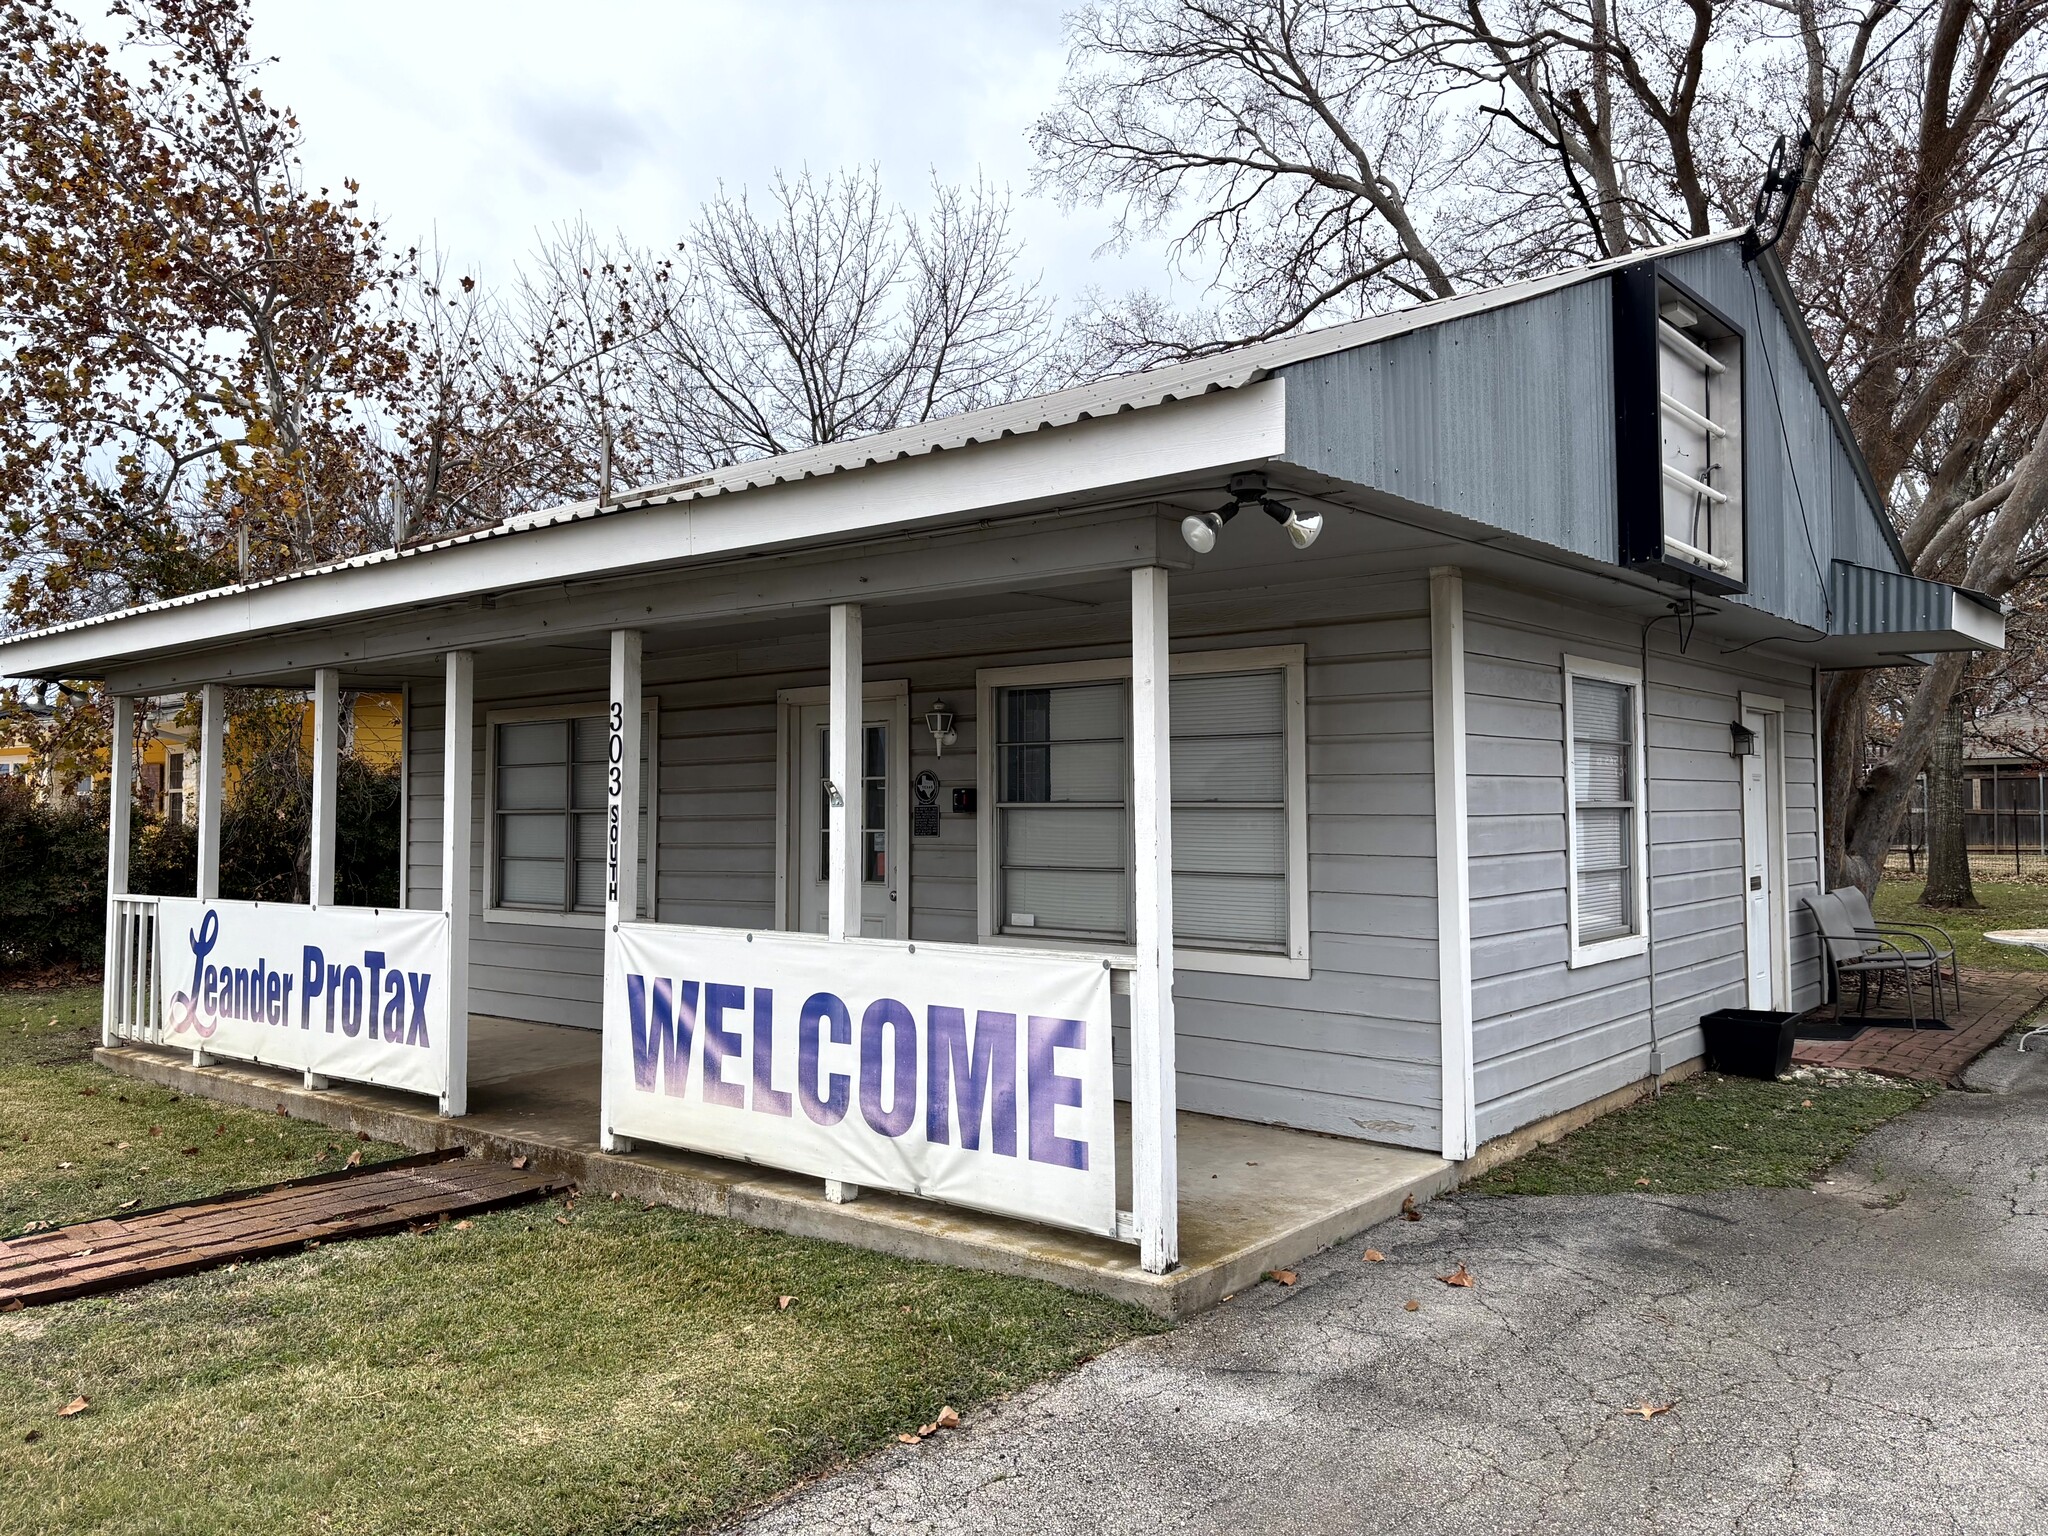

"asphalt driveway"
[736, 1043, 2048, 1534]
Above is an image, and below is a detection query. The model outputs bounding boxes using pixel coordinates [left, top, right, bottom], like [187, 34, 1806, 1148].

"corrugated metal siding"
[1831, 561, 1957, 635]
[1464, 579, 1824, 1141]
[400, 577, 1447, 1148]
[1658, 243, 1900, 622]
[1279, 240, 1901, 634]
[1278, 282, 1618, 563]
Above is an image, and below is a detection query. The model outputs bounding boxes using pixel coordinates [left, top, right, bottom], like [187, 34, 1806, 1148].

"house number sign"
[606, 700, 625, 905]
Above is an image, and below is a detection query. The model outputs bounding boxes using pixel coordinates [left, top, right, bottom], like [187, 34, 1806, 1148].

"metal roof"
[2, 232, 1741, 651]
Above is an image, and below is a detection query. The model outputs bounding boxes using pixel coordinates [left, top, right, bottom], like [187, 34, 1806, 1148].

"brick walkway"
[1791, 969, 2046, 1083]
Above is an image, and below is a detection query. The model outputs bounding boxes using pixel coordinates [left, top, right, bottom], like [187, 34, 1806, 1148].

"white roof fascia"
[0, 380, 1285, 679]
[0, 229, 1741, 675]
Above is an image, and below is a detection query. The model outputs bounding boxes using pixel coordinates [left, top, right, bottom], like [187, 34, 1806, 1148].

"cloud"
[505, 94, 658, 185]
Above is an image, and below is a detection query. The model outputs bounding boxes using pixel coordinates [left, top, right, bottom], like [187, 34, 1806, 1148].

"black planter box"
[1698, 1009, 1799, 1080]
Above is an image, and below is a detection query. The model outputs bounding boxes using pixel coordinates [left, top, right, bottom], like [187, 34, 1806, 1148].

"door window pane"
[815, 723, 889, 884]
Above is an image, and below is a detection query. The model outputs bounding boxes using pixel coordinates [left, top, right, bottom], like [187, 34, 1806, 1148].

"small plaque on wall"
[912, 769, 941, 838]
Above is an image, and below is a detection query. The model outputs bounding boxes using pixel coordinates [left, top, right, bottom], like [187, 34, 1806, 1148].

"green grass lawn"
[1875, 877, 2048, 971]
[1, 983, 1161, 1536]
[1462, 1067, 1937, 1198]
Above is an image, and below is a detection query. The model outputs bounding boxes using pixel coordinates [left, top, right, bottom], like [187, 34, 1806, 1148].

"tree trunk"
[1921, 693, 1978, 908]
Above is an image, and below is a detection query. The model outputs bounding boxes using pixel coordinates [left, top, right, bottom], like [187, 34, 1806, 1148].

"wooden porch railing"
[102, 895, 163, 1045]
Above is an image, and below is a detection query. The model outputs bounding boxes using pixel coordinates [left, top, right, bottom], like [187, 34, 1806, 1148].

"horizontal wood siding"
[400, 574, 1447, 1148]
[1465, 579, 1823, 1141]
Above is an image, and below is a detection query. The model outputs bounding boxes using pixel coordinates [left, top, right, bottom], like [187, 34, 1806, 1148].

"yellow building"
[150, 691, 404, 821]
[0, 691, 402, 816]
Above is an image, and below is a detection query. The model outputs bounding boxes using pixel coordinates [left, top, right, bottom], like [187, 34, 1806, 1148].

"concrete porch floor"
[95, 1016, 1452, 1318]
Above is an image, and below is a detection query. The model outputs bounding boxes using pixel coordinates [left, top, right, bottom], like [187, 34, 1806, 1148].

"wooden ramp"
[0, 1150, 564, 1309]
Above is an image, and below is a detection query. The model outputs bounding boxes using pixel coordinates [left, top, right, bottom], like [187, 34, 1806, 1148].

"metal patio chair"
[1802, 890, 1947, 1027]
[1830, 884, 1962, 1015]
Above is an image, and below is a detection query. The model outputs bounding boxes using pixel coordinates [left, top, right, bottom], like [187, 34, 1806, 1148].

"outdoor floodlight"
[1180, 510, 1228, 553]
[1181, 473, 1322, 553]
[1281, 507, 1323, 549]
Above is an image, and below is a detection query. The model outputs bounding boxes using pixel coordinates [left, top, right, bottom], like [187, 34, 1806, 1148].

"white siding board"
[404, 576, 1446, 1148]
[1464, 578, 1824, 1143]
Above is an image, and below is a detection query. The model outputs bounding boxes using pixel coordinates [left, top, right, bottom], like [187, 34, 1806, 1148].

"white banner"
[605, 925, 1120, 1238]
[155, 898, 452, 1100]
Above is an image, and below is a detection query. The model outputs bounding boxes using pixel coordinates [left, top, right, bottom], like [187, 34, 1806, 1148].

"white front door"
[1741, 705, 1784, 1009]
[795, 704, 897, 936]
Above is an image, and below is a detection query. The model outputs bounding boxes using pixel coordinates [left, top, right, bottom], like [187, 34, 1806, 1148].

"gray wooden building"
[0, 231, 2001, 1280]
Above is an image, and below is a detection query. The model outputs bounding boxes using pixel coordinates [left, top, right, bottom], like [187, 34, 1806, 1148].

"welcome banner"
[155, 897, 452, 1100]
[605, 925, 1119, 1238]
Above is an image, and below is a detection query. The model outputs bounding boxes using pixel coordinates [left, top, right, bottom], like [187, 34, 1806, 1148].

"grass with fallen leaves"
[1874, 877, 2048, 972]
[1, 981, 1162, 1534]
[1461, 1067, 1937, 1198]
[0, 983, 413, 1234]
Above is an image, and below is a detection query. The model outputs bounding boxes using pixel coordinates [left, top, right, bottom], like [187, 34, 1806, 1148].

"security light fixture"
[1179, 473, 1323, 553]
[1729, 721, 1758, 758]
[925, 701, 958, 757]
[1179, 508, 1228, 553]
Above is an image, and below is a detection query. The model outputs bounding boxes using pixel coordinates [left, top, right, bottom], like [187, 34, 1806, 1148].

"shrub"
[0, 752, 400, 971]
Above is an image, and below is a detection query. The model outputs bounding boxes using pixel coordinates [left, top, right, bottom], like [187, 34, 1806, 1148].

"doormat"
[1810, 1016, 1955, 1036]
[0, 1148, 565, 1309]
[1794, 1020, 1867, 1042]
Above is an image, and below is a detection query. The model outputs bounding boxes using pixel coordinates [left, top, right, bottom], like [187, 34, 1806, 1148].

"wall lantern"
[1729, 721, 1758, 758]
[925, 701, 958, 757]
[1180, 472, 1323, 554]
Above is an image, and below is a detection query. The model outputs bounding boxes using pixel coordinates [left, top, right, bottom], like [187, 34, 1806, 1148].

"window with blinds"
[996, 681, 1130, 941]
[993, 667, 1292, 953]
[494, 713, 651, 915]
[1172, 670, 1288, 949]
[1568, 673, 1639, 948]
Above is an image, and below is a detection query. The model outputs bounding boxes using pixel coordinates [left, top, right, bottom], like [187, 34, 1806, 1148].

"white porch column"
[1129, 565, 1179, 1274]
[438, 650, 474, 1118]
[826, 603, 864, 942]
[600, 630, 641, 1154]
[823, 603, 863, 1202]
[1430, 567, 1476, 1161]
[309, 669, 340, 906]
[101, 695, 134, 1047]
[304, 668, 341, 1089]
[195, 683, 225, 901]
[192, 683, 225, 1066]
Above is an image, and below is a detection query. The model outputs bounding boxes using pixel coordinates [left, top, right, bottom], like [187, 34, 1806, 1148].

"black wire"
[1747, 267, 1834, 628]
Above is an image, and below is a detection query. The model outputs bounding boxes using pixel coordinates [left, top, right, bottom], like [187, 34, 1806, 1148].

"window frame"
[1562, 654, 1651, 969]
[164, 750, 185, 825]
[1613, 263, 1748, 595]
[483, 698, 659, 930]
[974, 645, 1309, 979]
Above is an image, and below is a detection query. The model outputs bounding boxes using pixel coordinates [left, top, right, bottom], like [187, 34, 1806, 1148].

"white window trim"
[974, 645, 1309, 980]
[1563, 654, 1650, 969]
[772, 679, 911, 940]
[483, 697, 658, 930]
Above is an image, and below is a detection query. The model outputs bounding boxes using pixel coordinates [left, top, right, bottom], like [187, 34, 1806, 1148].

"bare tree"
[630, 167, 1062, 470]
[1036, 0, 2048, 896]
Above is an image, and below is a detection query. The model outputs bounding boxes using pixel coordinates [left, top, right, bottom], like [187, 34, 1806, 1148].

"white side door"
[795, 704, 899, 937]
[1741, 705, 1779, 1009]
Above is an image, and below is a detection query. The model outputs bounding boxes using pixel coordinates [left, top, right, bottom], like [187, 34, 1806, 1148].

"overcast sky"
[237, 0, 1178, 309]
